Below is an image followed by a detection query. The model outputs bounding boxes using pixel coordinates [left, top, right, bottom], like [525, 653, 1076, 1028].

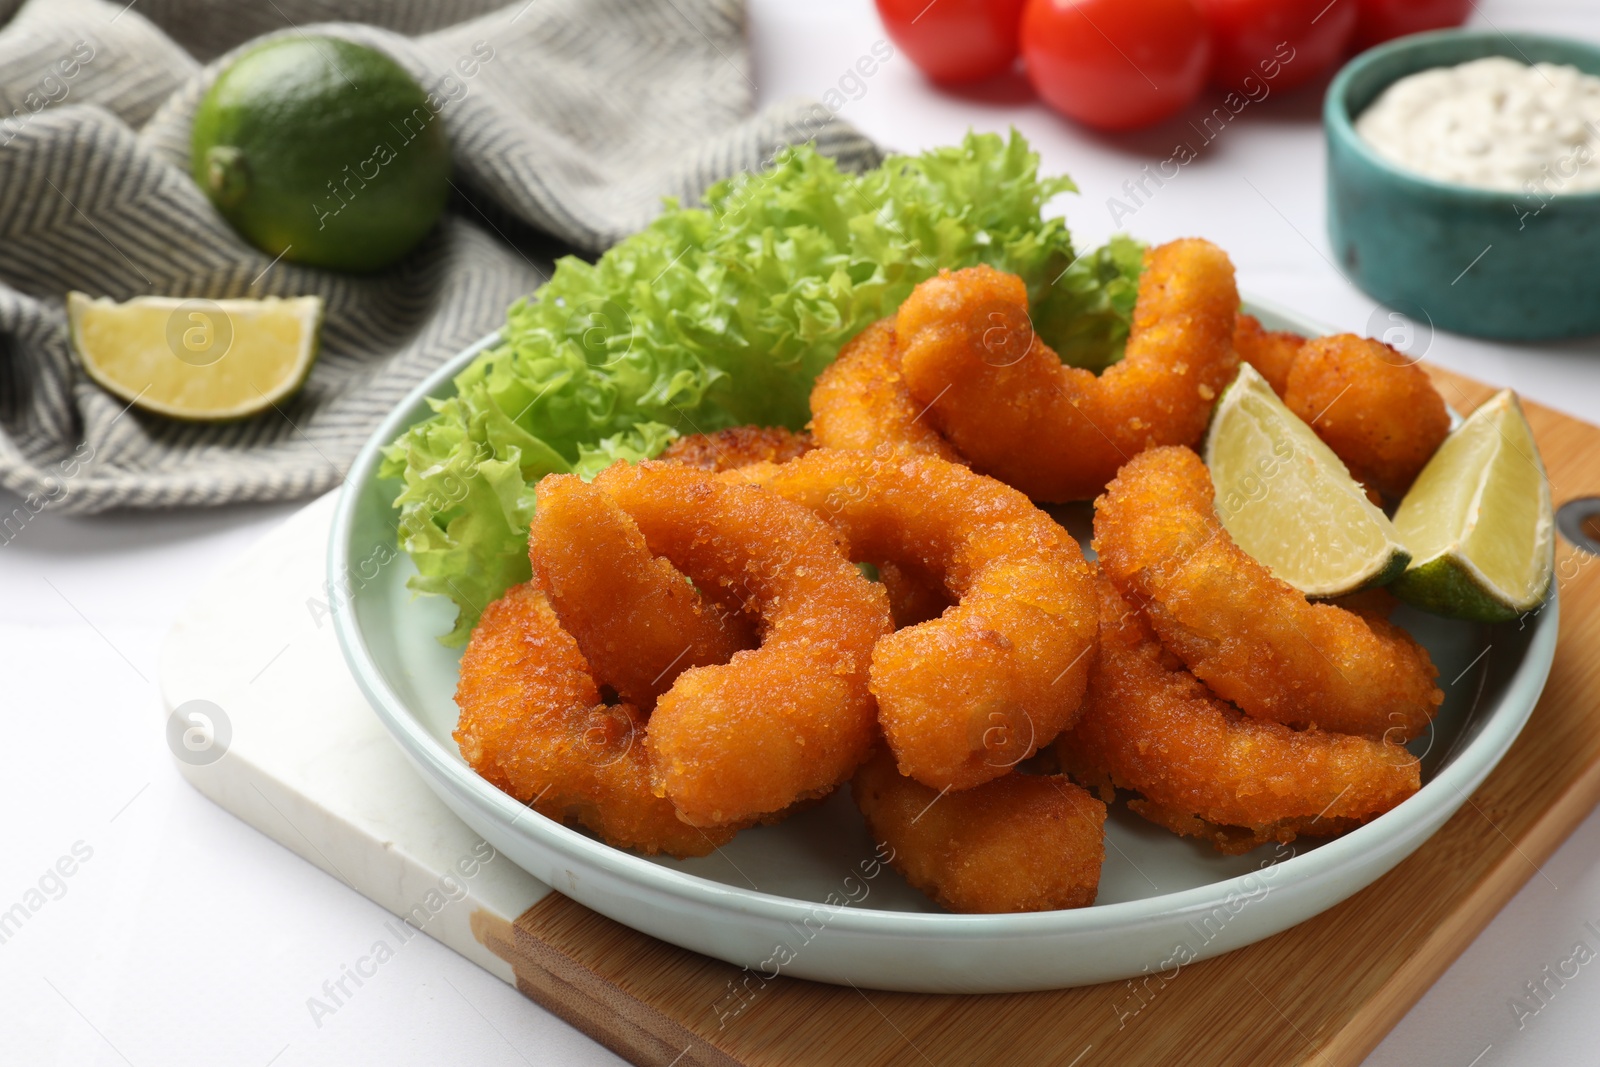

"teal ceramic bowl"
[1326, 30, 1600, 340]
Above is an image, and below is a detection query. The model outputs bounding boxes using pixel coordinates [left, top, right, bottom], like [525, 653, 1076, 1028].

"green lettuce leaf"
[1036, 233, 1145, 373]
[381, 129, 1144, 643]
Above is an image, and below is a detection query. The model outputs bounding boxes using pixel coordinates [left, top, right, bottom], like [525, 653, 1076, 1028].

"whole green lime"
[191, 36, 452, 273]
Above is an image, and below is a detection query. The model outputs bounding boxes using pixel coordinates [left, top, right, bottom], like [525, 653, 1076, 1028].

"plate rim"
[329, 298, 1559, 944]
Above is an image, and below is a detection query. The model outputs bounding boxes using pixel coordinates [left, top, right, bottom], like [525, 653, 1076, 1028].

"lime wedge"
[68, 292, 322, 420]
[1203, 362, 1410, 596]
[1390, 390, 1553, 622]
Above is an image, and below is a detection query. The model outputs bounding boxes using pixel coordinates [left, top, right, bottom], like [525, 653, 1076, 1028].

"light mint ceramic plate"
[330, 298, 1557, 993]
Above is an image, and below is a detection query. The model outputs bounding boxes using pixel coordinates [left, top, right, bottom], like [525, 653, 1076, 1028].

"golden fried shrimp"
[454, 583, 734, 857]
[852, 747, 1104, 912]
[530, 474, 754, 710]
[729, 447, 1098, 792]
[1283, 334, 1450, 500]
[1328, 586, 1403, 623]
[657, 425, 815, 472]
[1233, 313, 1304, 396]
[1124, 802, 1365, 856]
[592, 461, 893, 826]
[808, 319, 964, 461]
[896, 239, 1240, 501]
[1093, 447, 1443, 740]
[1058, 576, 1420, 855]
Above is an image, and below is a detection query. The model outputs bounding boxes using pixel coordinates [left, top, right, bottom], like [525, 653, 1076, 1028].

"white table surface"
[3, 2, 1598, 1064]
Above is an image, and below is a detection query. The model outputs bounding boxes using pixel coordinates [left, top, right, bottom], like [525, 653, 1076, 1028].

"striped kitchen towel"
[0, 0, 879, 513]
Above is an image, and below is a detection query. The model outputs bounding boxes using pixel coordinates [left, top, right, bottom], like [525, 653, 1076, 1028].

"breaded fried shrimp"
[896, 239, 1240, 501]
[658, 425, 815, 472]
[808, 319, 964, 461]
[1093, 447, 1443, 740]
[1233, 313, 1304, 396]
[454, 583, 735, 857]
[852, 747, 1105, 912]
[1283, 334, 1450, 500]
[530, 474, 754, 710]
[730, 447, 1098, 792]
[593, 461, 893, 826]
[1058, 576, 1420, 855]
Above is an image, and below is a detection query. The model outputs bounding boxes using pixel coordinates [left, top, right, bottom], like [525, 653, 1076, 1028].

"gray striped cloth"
[0, 0, 880, 513]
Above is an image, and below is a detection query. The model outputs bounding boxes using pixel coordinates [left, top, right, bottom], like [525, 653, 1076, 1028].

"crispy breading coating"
[658, 425, 815, 472]
[530, 473, 754, 711]
[454, 582, 735, 857]
[730, 447, 1098, 792]
[808, 318, 964, 461]
[852, 747, 1105, 912]
[1233, 312, 1304, 396]
[1283, 334, 1450, 500]
[1058, 575, 1420, 855]
[896, 239, 1240, 501]
[1093, 446, 1442, 740]
[593, 461, 893, 826]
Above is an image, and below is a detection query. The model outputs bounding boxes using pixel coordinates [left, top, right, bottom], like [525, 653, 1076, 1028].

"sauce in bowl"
[1355, 56, 1600, 194]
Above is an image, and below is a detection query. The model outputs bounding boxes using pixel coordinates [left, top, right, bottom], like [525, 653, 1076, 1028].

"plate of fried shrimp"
[332, 235, 1556, 993]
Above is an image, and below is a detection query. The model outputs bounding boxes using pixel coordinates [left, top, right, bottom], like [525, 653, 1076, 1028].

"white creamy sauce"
[1355, 56, 1600, 194]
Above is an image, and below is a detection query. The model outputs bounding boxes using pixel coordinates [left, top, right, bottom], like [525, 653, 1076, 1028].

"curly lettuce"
[380, 130, 1143, 643]
[1039, 233, 1145, 373]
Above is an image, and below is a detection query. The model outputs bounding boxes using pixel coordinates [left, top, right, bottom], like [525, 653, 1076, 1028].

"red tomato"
[875, 0, 1029, 85]
[1196, 0, 1357, 93]
[1354, 0, 1470, 50]
[1020, 0, 1210, 130]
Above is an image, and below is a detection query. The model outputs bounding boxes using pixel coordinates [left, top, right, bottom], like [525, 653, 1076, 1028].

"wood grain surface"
[481, 370, 1600, 1067]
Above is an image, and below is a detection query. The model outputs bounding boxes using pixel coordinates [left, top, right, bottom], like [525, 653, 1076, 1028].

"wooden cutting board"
[160, 367, 1600, 1067]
